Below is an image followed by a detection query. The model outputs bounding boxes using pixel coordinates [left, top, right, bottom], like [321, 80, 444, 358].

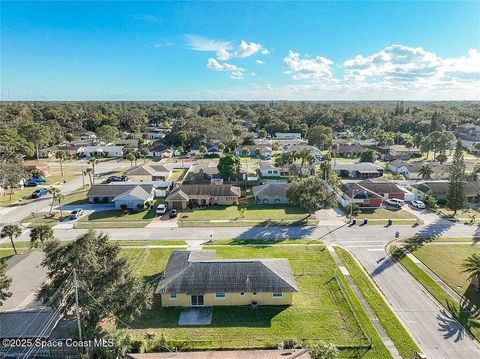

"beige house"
[166, 184, 241, 209]
[124, 163, 173, 182]
[87, 184, 155, 210]
[156, 250, 298, 307]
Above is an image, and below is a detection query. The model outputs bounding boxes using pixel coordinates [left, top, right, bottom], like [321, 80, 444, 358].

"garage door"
[171, 201, 183, 209]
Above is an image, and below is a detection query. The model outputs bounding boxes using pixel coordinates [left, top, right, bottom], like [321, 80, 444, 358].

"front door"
[191, 294, 204, 306]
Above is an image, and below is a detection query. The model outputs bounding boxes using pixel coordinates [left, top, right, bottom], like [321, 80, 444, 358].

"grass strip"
[75, 222, 148, 229]
[205, 239, 322, 245]
[335, 247, 420, 359]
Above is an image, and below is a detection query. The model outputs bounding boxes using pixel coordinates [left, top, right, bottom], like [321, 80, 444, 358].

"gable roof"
[112, 185, 153, 202]
[412, 181, 480, 196]
[167, 184, 241, 200]
[126, 163, 172, 176]
[87, 184, 155, 197]
[0, 310, 61, 339]
[156, 250, 298, 294]
[334, 162, 381, 173]
[358, 179, 405, 195]
[340, 182, 382, 200]
[253, 183, 288, 198]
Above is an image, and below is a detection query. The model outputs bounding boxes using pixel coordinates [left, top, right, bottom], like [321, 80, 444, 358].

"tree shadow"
[236, 225, 316, 240]
[437, 297, 480, 342]
[413, 218, 455, 240]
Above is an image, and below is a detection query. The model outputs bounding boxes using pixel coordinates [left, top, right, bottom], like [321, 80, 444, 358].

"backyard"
[121, 246, 391, 357]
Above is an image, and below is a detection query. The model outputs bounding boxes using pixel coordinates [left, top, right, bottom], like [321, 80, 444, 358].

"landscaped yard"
[122, 246, 391, 357]
[168, 168, 187, 182]
[435, 208, 480, 223]
[178, 204, 317, 226]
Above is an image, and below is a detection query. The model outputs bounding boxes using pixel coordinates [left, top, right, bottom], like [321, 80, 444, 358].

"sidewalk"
[327, 245, 402, 359]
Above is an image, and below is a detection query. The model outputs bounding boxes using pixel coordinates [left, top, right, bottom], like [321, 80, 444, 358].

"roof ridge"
[260, 259, 298, 291]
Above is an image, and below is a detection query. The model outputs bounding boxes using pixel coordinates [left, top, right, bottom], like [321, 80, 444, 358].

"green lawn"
[114, 240, 187, 246]
[168, 169, 187, 182]
[391, 248, 480, 341]
[78, 209, 156, 222]
[335, 247, 420, 359]
[62, 188, 89, 205]
[353, 208, 416, 220]
[75, 222, 149, 229]
[123, 246, 389, 356]
[205, 239, 322, 245]
[435, 208, 480, 222]
[0, 188, 37, 207]
[413, 245, 480, 309]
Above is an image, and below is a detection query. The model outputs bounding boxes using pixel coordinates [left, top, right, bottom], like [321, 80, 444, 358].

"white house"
[83, 145, 124, 158]
[87, 184, 155, 210]
[275, 132, 302, 140]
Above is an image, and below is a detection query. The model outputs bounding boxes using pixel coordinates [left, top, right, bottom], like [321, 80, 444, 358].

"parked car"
[385, 198, 405, 208]
[156, 204, 168, 215]
[169, 209, 178, 218]
[31, 188, 48, 198]
[69, 208, 84, 220]
[411, 200, 426, 209]
[105, 175, 124, 183]
[25, 178, 47, 187]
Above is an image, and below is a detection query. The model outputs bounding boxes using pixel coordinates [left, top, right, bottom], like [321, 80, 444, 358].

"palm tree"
[88, 157, 99, 184]
[254, 148, 262, 165]
[419, 163, 434, 180]
[140, 147, 149, 163]
[241, 148, 250, 191]
[0, 224, 21, 254]
[126, 152, 135, 168]
[296, 147, 315, 176]
[462, 253, 480, 292]
[55, 150, 66, 177]
[57, 193, 65, 218]
[48, 186, 61, 214]
[85, 167, 93, 186]
[199, 145, 207, 161]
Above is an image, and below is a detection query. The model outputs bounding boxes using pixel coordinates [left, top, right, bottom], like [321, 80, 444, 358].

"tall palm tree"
[55, 150, 66, 177]
[88, 157, 99, 184]
[419, 163, 434, 180]
[296, 147, 315, 176]
[57, 193, 65, 218]
[85, 167, 93, 186]
[0, 224, 21, 254]
[462, 253, 480, 292]
[126, 152, 135, 168]
[48, 186, 61, 214]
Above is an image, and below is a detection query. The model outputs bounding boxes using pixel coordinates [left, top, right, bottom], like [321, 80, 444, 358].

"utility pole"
[73, 268, 83, 341]
[81, 166, 85, 189]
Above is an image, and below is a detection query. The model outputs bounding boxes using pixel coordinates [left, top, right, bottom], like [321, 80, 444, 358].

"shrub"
[137, 203, 145, 210]
[310, 341, 339, 359]
[283, 339, 296, 349]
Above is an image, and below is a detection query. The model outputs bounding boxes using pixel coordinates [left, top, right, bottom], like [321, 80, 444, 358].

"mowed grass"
[413, 245, 480, 309]
[123, 246, 388, 355]
[179, 205, 311, 221]
[353, 208, 416, 220]
[335, 247, 420, 359]
[79, 209, 156, 222]
[205, 239, 322, 246]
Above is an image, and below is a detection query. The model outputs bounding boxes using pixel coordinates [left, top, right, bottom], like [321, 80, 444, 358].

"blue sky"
[1, 1, 479, 100]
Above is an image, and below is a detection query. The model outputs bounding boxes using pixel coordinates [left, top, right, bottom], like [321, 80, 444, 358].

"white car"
[385, 198, 405, 208]
[411, 200, 426, 209]
[156, 204, 168, 215]
[69, 208, 84, 220]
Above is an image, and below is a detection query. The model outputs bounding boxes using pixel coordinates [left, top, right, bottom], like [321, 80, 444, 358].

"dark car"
[26, 178, 47, 187]
[31, 188, 48, 198]
[106, 175, 124, 183]
[169, 209, 178, 218]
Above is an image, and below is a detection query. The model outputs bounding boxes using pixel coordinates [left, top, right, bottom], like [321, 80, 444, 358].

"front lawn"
[435, 208, 480, 222]
[205, 239, 321, 245]
[122, 246, 389, 356]
[78, 209, 156, 222]
[62, 188, 89, 205]
[353, 208, 416, 221]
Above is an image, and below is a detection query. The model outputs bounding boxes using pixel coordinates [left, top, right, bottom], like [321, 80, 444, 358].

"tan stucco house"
[87, 184, 155, 210]
[124, 163, 173, 182]
[166, 184, 241, 209]
[156, 250, 298, 307]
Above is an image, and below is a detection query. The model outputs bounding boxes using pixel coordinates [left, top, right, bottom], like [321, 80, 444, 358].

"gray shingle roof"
[126, 164, 172, 176]
[167, 184, 241, 199]
[412, 181, 480, 196]
[156, 250, 298, 294]
[253, 183, 288, 198]
[0, 310, 61, 339]
[87, 184, 155, 197]
[358, 179, 405, 195]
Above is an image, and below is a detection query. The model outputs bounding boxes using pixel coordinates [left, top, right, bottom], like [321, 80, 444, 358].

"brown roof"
[358, 179, 406, 195]
[167, 184, 241, 200]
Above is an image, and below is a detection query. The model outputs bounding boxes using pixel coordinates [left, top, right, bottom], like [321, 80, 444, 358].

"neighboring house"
[115, 139, 140, 148]
[411, 181, 480, 203]
[337, 144, 368, 158]
[83, 145, 124, 158]
[190, 162, 246, 182]
[125, 163, 173, 182]
[258, 161, 316, 178]
[147, 129, 166, 139]
[377, 145, 422, 160]
[189, 144, 223, 156]
[356, 179, 407, 200]
[253, 182, 289, 204]
[275, 132, 302, 140]
[388, 160, 450, 180]
[235, 145, 272, 158]
[75, 131, 96, 140]
[148, 145, 172, 158]
[126, 349, 311, 359]
[87, 184, 155, 209]
[333, 162, 383, 179]
[338, 182, 383, 208]
[166, 184, 241, 209]
[285, 144, 322, 160]
[273, 138, 307, 150]
[455, 123, 480, 141]
[155, 250, 298, 307]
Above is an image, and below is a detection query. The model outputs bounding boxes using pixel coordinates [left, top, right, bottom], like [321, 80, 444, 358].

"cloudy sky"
[1, 1, 479, 100]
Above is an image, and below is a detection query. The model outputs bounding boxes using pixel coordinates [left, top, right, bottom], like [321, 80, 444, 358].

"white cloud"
[283, 50, 334, 80]
[261, 48, 270, 55]
[154, 41, 174, 48]
[235, 40, 262, 58]
[206, 58, 245, 79]
[256, 60, 266, 65]
[185, 35, 232, 52]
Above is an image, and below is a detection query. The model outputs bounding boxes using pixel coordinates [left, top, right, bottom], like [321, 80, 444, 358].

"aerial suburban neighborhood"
[1, 1, 479, 359]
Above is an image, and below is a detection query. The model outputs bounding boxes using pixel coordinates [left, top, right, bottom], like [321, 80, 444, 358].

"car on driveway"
[31, 188, 48, 198]
[105, 175, 124, 183]
[169, 209, 178, 218]
[25, 178, 47, 187]
[69, 208, 84, 220]
[411, 200, 426, 209]
[385, 198, 405, 208]
[156, 204, 168, 215]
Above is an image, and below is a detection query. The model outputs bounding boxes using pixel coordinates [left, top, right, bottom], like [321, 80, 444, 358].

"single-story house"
[253, 182, 289, 204]
[337, 144, 368, 158]
[83, 145, 124, 158]
[273, 138, 308, 150]
[75, 131, 96, 140]
[125, 163, 173, 182]
[356, 179, 407, 200]
[333, 162, 383, 179]
[339, 182, 383, 208]
[411, 181, 480, 203]
[235, 145, 272, 158]
[388, 160, 450, 180]
[156, 250, 298, 307]
[148, 145, 172, 158]
[166, 184, 241, 209]
[258, 161, 316, 178]
[275, 132, 302, 140]
[189, 144, 223, 156]
[377, 145, 422, 160]
[285, 144, 322, 159]
[87, 184, 155, 209]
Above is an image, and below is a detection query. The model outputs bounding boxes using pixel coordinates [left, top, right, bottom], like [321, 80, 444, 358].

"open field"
[123, 246, 390, 356]
[335, 247, 420, 359]
[391, 248, 480, 341]
[413, 244, 480, 308]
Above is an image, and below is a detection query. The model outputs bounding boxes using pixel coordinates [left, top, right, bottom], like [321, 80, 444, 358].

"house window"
[215, 292, 226, 299]
[268, 170, 272, 174]
[240, 292, 245, 296]
[253, 292, 257, 296]
[272, 292, 283, 298]
[169, 293, 177, 300]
